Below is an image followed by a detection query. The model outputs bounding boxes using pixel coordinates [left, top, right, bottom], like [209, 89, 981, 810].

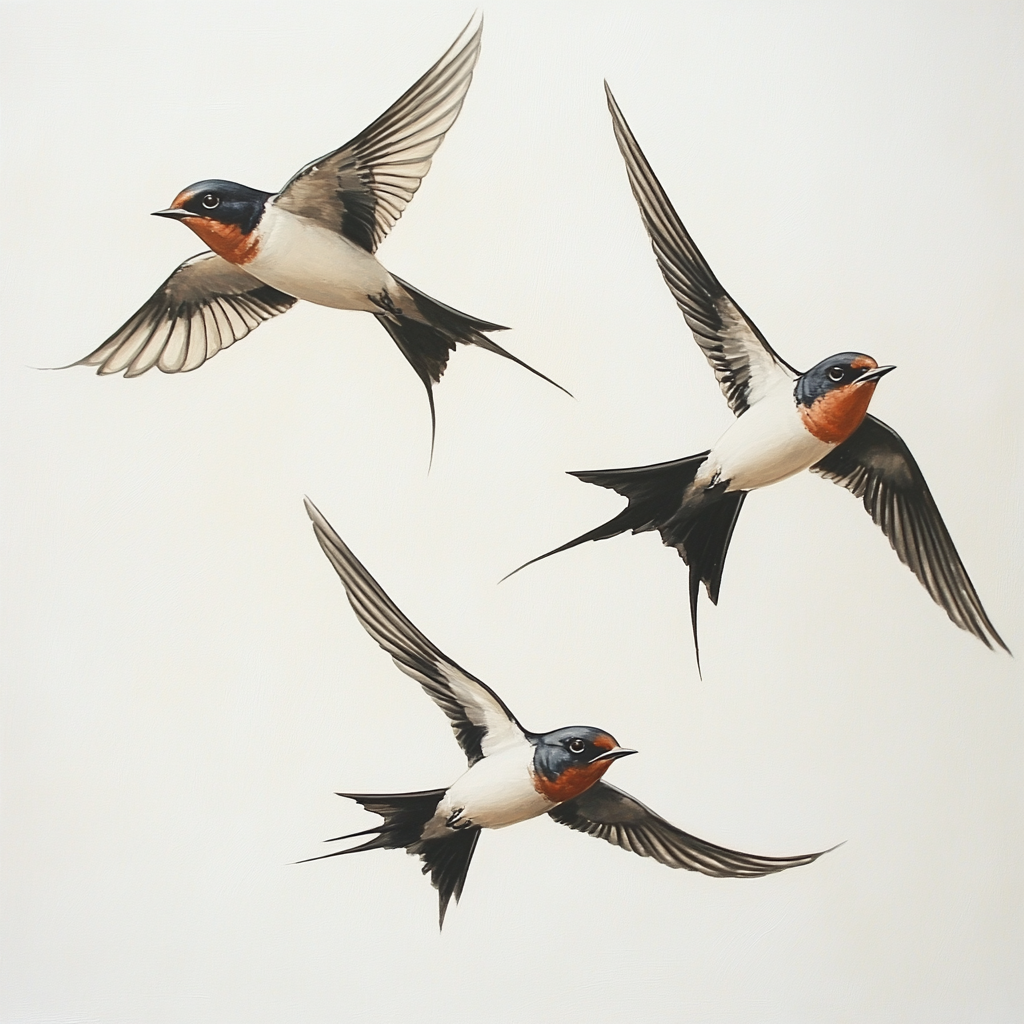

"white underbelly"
[704, 394, 835, 492]
[246, 206, 394, 311]
[422, 746, 551, 838]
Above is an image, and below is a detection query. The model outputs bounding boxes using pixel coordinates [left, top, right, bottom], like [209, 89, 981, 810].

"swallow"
[510, 85, 1008, 668]
[70, 18, 567, 452]
[299, 499, 832, 928]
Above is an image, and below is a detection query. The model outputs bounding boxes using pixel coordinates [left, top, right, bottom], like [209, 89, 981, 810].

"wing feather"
[550, 782, 833, 876]
[156, 313, 189, 373]
[812, 414, 1008, 651]
[73, 252, 297, 378]
[276, 18, 483, 252]
[304, 498, 526, 764]
[605, 83, 796, 414]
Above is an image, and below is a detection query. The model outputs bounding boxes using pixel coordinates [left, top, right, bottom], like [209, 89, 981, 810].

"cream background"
[2, 2, 1021, 1021]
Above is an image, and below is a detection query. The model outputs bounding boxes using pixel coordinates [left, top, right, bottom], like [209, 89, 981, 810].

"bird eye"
[568, 738, 586, 754]
[202, 194, 220, 209]
[828, 367, 845, 382]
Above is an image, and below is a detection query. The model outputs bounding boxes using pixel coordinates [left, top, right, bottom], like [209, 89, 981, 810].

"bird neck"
[183, 218, 262, 266]
[798, 381, 878, 445]
[531, 759, 613, 805]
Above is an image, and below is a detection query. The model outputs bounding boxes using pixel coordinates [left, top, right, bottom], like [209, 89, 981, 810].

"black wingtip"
[604, 80, 626, 121]
[989, 627, 1012, 656]
[795, 840, 846, 869]
[440, 11, 484, 60]
[303, 495, 325, 529]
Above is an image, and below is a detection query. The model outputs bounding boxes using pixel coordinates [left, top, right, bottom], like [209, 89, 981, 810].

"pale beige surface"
[1, 2, 1021, 1021]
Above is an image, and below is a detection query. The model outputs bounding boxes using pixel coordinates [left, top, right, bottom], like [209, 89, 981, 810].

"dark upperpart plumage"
[795, 353, 892, 406]
[531, 726, 622, 781]
[162, 179, 272, 234]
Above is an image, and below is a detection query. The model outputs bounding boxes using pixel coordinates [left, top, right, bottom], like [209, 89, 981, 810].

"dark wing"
[305, 498, 527, 764]
[550, 781, 833, 876]
[275, 18, 482, 252]
[73, 252, 297, 377]
[812, 414, 1009, 651]
[605, 83, 797, 415]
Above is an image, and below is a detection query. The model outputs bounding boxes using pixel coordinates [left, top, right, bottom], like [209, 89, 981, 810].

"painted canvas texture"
[1, 2, 1021, 1022]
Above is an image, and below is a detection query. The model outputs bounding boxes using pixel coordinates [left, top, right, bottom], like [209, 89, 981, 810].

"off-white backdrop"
[2, 3, 1021, 1021]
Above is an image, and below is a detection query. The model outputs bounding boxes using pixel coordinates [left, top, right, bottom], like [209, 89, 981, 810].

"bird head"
[795, 352, 896, 445]
[531, 727, 636, 804]
[152, 180, 273, 264]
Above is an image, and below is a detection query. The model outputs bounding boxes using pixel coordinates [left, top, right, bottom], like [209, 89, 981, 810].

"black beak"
[589, 746, 637, 764]
[151, 208, 197, 220]
[857, 364, 896, 384]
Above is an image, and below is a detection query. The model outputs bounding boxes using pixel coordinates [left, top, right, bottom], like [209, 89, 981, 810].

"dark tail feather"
[380, 277, 571, 462]
[396, 277, 510, 336]
[374, 315, 447, 466]
[297, 790, 445, 861]
[677, 491, 747, 676]
[299, 789, 481, 930]
[502, 453, 709, 581]
[507, 454, 749, 672]
[501, 504, 653, 582]
[419, 827, 481, 929]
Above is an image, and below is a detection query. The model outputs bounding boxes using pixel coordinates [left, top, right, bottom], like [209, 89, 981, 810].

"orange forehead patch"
[849, 355, 878, 370]
[170, 190, 194, 210]
[181, 217, 259, 266]
[592, 733, 616, 752]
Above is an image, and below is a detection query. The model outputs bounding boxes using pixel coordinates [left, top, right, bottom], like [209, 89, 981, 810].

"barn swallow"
[510, 85, 1008, 668]
[70, 18, 567, 452]
[300, 498, 832, 928]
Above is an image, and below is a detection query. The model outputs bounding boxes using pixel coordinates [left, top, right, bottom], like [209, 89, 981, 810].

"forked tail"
[505, 453, 748, 674]
[298, 789, 481, 929]
[378, 276, 571, 462]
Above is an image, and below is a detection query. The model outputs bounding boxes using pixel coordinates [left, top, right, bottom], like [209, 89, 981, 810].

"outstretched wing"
[812, 414, 1008, 651]
[73, 252, 297, 377]
[305, 498, 527, 764]
[276, 18, 483, 253]
[605, 83, 796, 415]
[550, 781, 833, 876]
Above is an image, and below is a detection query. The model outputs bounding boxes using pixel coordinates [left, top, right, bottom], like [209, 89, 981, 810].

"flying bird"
[510, 84, 1008, 668]
[71, 18, 566, 451]
[300, 498, 832, 928]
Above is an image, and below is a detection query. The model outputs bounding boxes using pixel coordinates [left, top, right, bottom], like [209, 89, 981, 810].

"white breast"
[245, 203, 394, 311]
[704, 382, 836, 492]
[421, 745, 552, 839]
